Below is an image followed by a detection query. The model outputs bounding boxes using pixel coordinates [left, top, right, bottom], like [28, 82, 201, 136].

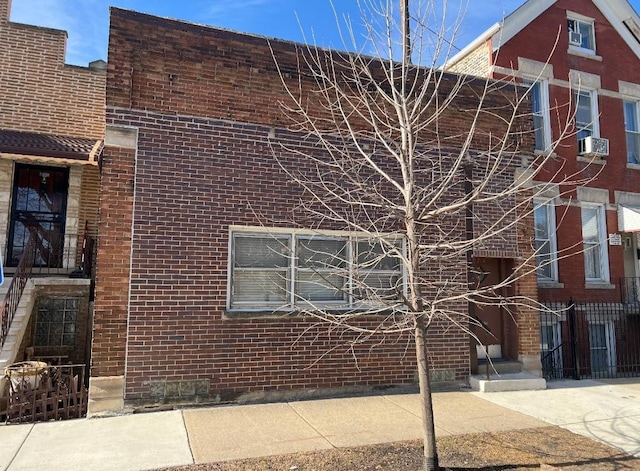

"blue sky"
[9, 0, 640, 67]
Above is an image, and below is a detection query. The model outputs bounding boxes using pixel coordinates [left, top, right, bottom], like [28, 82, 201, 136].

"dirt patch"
[158, 426, 640, 470]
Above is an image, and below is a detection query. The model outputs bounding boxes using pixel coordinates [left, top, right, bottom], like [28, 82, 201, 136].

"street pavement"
[1, 378, 639, 471]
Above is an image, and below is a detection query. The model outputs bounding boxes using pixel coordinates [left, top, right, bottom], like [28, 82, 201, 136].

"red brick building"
[447, 0, 640, 379]
[90, 8, 542, 412]
[0, 0, 105, 384]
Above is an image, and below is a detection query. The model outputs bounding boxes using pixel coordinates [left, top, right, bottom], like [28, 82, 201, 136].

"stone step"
[469, 373, 547, 392]
[477, 359, 523, 375]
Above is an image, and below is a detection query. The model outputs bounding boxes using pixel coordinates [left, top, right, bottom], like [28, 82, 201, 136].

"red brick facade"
[449, 0, 640, 304]
[95, 8, 536, 405]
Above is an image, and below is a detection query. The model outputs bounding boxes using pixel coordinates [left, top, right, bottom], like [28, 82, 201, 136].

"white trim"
[451, 0, 640, 69]
[534, 198, 559, 282]
[445, 23, 500, 68]
[567, 12, 597, 55]
[581, 202, 610, 284]
[227, 226, 406, 312]
[524, 77, 553, 151]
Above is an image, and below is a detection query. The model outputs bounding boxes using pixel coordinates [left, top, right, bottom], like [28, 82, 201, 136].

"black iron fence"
[541, 300, 640, 380]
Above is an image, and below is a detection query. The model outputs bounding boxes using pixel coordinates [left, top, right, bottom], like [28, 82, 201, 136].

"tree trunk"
[415, 316, 439, 471]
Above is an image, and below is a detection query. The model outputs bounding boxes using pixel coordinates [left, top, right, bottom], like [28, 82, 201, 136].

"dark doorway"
[7, 164, 69, 268]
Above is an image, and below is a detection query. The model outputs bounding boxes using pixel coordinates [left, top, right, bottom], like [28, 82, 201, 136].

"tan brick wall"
[446, 42, 492, 78]
[0, 0, 105, 138]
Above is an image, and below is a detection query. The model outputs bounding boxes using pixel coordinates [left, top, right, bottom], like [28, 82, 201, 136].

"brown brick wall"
[97, 9, 533, 402]
[91, 145, 135, 377]
[0, 0, 105, 138]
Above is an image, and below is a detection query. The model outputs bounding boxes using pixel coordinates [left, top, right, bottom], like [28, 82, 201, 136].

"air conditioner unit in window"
[569, 31, 583, 46]
[578, 136, 609, 157]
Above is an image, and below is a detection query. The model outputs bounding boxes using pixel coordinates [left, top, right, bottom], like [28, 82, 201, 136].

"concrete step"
[469, 373, 547, 392]
[477, 359, 523, 375]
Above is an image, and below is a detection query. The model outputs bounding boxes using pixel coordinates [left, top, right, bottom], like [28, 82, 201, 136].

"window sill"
[567, 48, 602, 61]
[577, 155, 606, 165]
[538, 281, 564, 289]
[627, 162, 640, 170]
[225, 306, 401, 319]
[585, 282, 615, 290]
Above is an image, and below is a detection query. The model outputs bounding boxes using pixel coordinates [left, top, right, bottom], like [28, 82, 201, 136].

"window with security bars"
[229, 229, 404, 310]
[34, 298, 78, 347]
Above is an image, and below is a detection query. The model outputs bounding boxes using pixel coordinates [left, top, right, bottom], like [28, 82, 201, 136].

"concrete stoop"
[0, 278, 36, 371]
[469, 373, 547, 392]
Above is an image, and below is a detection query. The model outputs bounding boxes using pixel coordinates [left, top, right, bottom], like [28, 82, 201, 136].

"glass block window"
[34, 298, 78, 347]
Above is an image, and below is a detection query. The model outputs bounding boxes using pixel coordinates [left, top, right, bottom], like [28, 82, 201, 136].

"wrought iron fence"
[541, 300, 640, 380]
[0, 237, 35, 349]
[1, 363, 88, 423]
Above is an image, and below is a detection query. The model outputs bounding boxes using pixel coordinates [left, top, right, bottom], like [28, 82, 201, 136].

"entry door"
[588, 322, 616, 377]
[7, 164, 69, 268]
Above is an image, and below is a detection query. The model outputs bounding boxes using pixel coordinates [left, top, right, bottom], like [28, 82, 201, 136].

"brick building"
[90, 7, 542, 413]
[446, 0, 640, 379]
[0, 0, 105, 379]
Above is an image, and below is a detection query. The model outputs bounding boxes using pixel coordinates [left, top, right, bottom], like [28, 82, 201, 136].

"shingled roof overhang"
[0, 129, 103, 166]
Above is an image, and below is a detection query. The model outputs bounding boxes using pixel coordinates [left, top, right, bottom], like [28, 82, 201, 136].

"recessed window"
[534, 200, 558, 282]
[624, 100, 640, 164]
[34, 298, 78, 347]
[524, 79, 551, 151]
[228, 229, 404, 310]
[568, 17, 596, 53]
[574, 90, 599, 141]
[581, 204, 609, 283]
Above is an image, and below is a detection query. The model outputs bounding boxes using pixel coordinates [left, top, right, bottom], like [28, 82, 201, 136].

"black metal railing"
[0, 237, 35, 349]
[620, 277, 640, 305]
[541, 300, 640, 380]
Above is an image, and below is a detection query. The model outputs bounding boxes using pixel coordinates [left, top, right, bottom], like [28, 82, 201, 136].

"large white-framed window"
[574, 89, 599, 142]
[624, 100, 640, 164]
[581, 204, 609, 283]
[228, 227, 405, 311]
[533, 199, 558, 282]
[524, 79, 552, 151]
[568, 15, 596, 54]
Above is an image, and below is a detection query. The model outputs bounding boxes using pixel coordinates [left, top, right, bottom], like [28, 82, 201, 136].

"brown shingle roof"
[0, 129, 103, 162]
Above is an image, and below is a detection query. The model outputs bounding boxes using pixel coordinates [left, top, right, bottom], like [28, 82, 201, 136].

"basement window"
[34, 298, 78, 347]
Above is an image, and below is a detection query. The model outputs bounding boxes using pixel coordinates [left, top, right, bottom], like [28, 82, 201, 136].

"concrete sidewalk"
[1, 379, 639, 471]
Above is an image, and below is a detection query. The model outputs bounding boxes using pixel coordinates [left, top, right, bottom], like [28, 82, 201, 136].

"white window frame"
[581, 203, 610, 284]
[624, 100, 640, 165]
[533, 198, 558, 282]
[568, 14, 596, 55]
[588, 321, 616, 376]
[574, 89, 600, 142]
[227, 226, 406, 311]
[524, 78, 552, 152]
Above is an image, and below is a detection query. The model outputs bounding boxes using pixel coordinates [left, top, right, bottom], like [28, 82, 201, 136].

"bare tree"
[254, 1, 591, 469]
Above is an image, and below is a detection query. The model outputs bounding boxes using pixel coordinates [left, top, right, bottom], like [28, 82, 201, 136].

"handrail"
[0, 237, 35, 348]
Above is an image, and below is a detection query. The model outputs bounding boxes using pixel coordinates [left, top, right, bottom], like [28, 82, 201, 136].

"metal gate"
[540, 301, 640, 380]
[1, 364, 88, 424]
